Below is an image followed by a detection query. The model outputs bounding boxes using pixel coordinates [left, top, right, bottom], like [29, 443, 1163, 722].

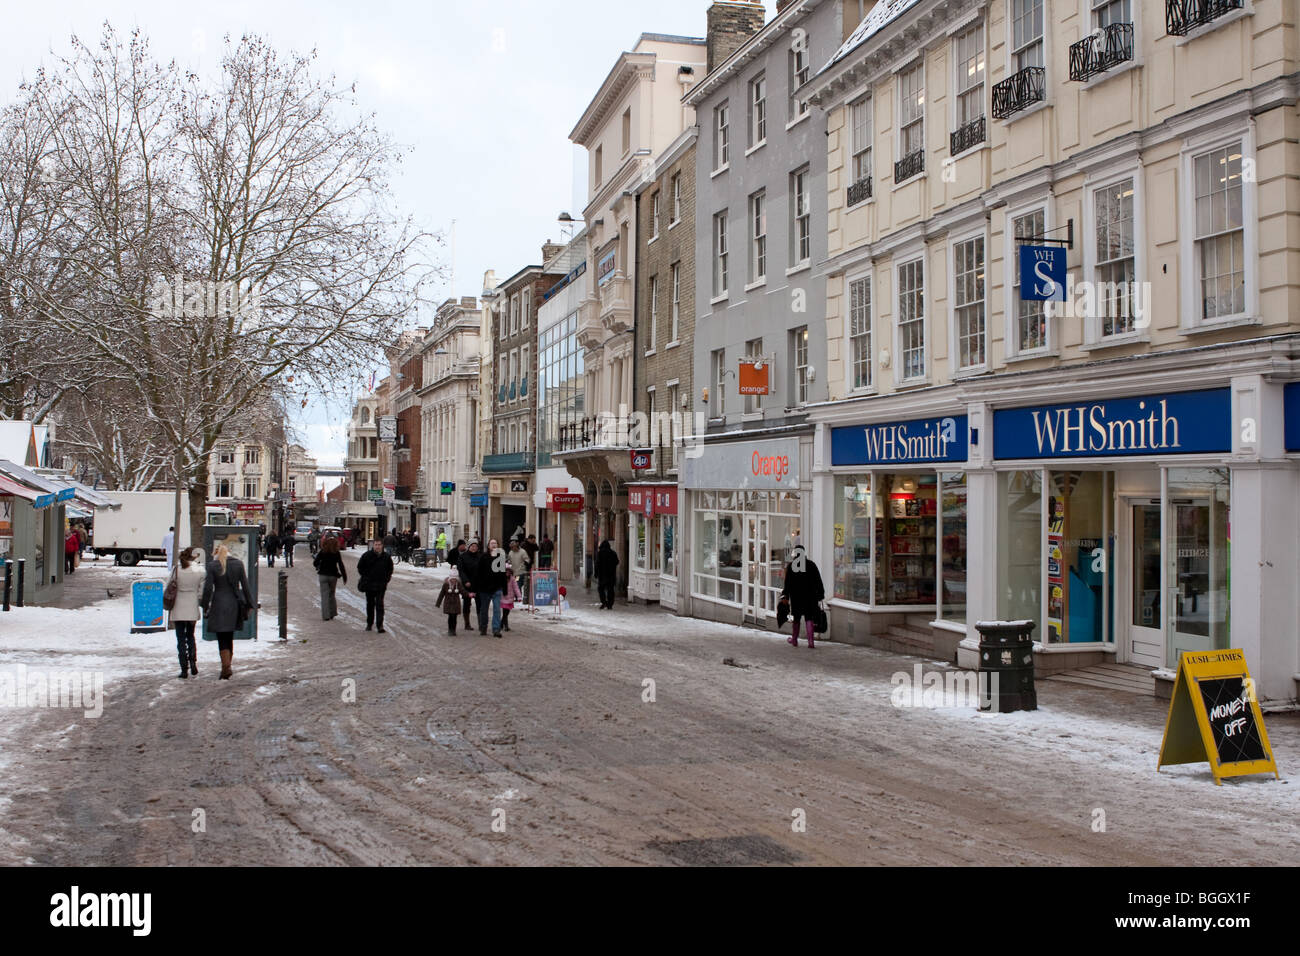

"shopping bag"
[814, 603, 828, 634]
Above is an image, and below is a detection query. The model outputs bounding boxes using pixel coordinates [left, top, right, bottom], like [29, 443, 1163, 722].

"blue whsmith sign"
[1019, 244, 1067, 302]
[832, 415, 968, 466]
[994, 389, 1231, 460]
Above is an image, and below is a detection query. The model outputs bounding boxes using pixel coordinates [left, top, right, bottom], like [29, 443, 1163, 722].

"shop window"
[1045, 471, 1111, 644]
[834, 476, 876, 604]
[662, 516, 675, 576]
[940, 473, 968, 623]
[880, 474, 938, 605]
[998, 470, 1043, 629]
[1168, 468, 1230, 655]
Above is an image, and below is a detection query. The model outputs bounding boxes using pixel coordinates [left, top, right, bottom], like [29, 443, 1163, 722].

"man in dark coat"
[780, 544, 825, 648]
[456, 541, 481, 632]
[356, 539, 395, 633]
[472, 539, 508, 636]
[538, 534, 555, 570]
[594, 540, 619, 609]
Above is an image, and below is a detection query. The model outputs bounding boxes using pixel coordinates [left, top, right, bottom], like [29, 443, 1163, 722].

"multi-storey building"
[285, 443, 318, 521]
[802, 0, 1300, 702]
[381, 331, 424, 536]
[341, 394, 383, 540]
[678, 0, 842, 626]
[417, 296, 483, 545]
[560, 31, 707, 595]
[628, 126, 698, 607]
[208, 435, 288, 530]
[534, 233, 589, 582]
[482, 251, 564, 543]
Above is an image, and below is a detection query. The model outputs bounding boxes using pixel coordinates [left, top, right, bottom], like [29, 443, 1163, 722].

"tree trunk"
[189, 459, 209, 553]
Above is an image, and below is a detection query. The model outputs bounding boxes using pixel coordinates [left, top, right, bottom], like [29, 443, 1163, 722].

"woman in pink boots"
[779, 544, 825, 648]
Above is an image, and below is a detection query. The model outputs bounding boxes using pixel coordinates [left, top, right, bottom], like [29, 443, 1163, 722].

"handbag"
[814, 603, 828, 634]
[163, 567, 179, 611]
[776, 595, 790, 628]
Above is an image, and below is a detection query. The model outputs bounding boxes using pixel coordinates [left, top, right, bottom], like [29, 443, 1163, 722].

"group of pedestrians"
[435, 538, 524, 637]
[165, 543, 253, 681]
[263, 531, 294, 567]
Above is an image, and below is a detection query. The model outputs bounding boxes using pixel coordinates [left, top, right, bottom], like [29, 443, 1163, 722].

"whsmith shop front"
[817, 371, 1299, 703]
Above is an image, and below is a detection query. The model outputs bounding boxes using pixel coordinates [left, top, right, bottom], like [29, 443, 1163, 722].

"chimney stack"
[706, 1, 766, 74]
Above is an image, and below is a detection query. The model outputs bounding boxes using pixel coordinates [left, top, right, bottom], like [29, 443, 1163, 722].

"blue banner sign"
[1286, 383, 1300, 452]
[832, 415, 968, 466]
[531, 571, 559, 608]
[33, 493, 56, 510]
[440, 481, 455, 495]
[994, 389, 1231, 460]
[470, 492, 489, 507]
[131, 580, 166, 632]
[1019, 244, 1067, 302]
[56, 487, 75, 502]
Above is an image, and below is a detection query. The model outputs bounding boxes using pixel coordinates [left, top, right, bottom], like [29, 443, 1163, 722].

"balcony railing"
[1166, 0, 1242, 37]
[1069, 22, 1135, 81]
[846, 175, 873, 206]
[481, 452, 534, 474]
[992, 66, 1046, 120]
[893, 149, 924, 184]
[950, 116, 986, 155]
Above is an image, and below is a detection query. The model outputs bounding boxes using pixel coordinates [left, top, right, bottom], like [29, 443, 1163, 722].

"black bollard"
[15, 558, 24, 607]
[278, 569, 288, 641]
[3, 560, 11, 611]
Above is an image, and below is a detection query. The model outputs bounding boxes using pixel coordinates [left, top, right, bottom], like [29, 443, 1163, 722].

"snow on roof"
[0, 421, 36, 466]
[823, 0, 922, 71]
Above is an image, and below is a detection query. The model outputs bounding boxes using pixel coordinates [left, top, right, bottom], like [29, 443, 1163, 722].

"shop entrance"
[743, 514, 771, 623]
[1124, 499, 1165, 669]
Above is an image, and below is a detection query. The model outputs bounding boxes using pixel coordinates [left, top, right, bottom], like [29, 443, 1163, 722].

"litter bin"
[975, 620, 1036, 712]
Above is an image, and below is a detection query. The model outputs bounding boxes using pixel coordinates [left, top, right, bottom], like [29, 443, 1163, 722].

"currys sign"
[994, 389, 1231, 460]
[832, 415, 968, 466]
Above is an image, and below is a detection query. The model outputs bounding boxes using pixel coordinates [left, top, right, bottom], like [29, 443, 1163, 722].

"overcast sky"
[1, 0, 780, 478]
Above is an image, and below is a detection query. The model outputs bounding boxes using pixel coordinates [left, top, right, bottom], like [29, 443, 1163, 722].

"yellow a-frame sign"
[1157, 649, 1279, 785]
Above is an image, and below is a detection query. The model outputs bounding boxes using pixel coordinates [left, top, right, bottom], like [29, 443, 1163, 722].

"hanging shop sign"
[551, 493, 584, 513]
[653, 486, 677, 516]
[993, 389, 1231, 460]
[630, 449, 652, 470]
[832, 415, 968, 466]
[1018, 245, 1068, 302]
[509, 479, 528, 493]
[440, 481, 455, 495]
[738, 360, 770, 395]
[1157, 649, 1278, 786]
[545, 487, 569, 509]
[470, 491, 490, 508]
[682, 437, 799, 490]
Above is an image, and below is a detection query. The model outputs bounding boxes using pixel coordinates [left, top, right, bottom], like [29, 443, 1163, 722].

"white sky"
[1, 0, 780, 478]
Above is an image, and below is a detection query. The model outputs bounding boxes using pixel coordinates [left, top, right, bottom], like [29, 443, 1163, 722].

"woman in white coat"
[169, 547, 207, 679]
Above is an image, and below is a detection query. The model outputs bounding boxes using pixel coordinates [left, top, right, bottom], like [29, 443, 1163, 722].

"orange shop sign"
[738, 360, 770, 395]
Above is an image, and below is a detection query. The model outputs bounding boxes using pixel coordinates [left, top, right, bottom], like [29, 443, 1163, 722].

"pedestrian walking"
[162, 526, 175, 570]
[308, 528, 321, 557]
[522, 533, 538, 569]
[435, 530, 449, 566]
[283, 531, 294, 567]
[314, 535, 346, 621]
[500, 568, 522, 632]
[383, 530, 397, 557]
[473, 538, 507, 637]
[595, 540, 619, 609]
[357, 538, 394, 633]
[201, 543, 254, 679]
[457, 540, 481, 631]
[779, 544, 825, 649]
[168, 547, 206, 679]
[538, 533, 555, 570]
[264, 531, 279, 567]
[435, 569, 467, 635]
[64, 528, 79, 575]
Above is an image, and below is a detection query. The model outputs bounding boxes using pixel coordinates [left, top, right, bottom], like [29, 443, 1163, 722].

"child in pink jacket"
[500, 570, 523, 632]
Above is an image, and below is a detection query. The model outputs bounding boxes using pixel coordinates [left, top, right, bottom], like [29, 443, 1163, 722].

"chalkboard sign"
[1158, 650, 1278, 785]
[1197, 676, 1269, 765]
[130, 580, 166, 633]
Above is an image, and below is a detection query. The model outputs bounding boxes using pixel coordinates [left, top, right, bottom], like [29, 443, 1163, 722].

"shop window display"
[1045, 471, 1111, 644]
[880, 474, 938, 605]
[940, 472, 967, 623]
[998, 470, 1042, 627]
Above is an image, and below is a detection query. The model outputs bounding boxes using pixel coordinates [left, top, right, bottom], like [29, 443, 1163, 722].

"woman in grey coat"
[168, 547, 207, 679]
[201, 543, 254, 679]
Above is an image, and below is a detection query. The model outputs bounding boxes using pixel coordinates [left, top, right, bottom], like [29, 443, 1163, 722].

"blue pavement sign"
[131, 581, 167, 633]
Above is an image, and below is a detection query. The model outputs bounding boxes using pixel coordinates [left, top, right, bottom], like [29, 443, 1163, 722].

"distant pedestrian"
[383, 530, 397, 556]
[201, 543, 253, 679]
[314, 535, 346, 621]
[538, 533, 555, 570]
[457, 540, 482, 632]
[435, 569, 467, 635]
[162, 526, 175, 569]
[168, 547, 206, 679]
[64, 529, 79, 574]
[435, 530, 449, 566]
[283, 531, 295, 567]
[522, 533, 539, 568]
[264, 531, 279, 567]
[357, 538, 394, 633]
[308, 528, 321, 557]
[595, 540, 619, 609]
[500, 568, 522, 632]
[779, 545, 825, 649]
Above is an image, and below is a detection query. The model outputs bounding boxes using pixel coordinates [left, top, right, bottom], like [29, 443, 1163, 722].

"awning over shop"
[0, 472, 40, 502]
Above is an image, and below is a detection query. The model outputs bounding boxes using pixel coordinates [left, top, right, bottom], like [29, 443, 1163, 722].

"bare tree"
[2, 26, 438, 542]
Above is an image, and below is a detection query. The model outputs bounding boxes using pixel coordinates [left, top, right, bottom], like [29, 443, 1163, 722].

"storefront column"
[811, 422, 834, 595]
[957, 402, 995, 669]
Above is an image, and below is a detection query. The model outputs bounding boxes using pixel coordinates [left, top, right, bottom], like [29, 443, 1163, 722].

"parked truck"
[93, 491, 192, 566]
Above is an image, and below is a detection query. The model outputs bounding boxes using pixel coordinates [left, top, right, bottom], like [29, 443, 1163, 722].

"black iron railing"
[894, 149, 924, 184]
[847, 175, 873, 206]
[950, 116, 986, 155]
[1069, 22, 1135, 81]
[992, 66, 1046, 119]
[1166, 0, 1243, 36]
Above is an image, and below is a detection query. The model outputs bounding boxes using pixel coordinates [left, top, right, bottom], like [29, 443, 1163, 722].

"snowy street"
[0, 553, 1296, 866]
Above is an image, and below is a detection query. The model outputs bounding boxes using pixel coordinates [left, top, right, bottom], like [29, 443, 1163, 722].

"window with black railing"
[894, 149, 924, 184]
[950, 116, 986, 156]
[1069, 22, 1135, 81]
[1166, 0, 1243, 37]
[847, 175, 873, 206]
[992, 66, 1046, 119]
